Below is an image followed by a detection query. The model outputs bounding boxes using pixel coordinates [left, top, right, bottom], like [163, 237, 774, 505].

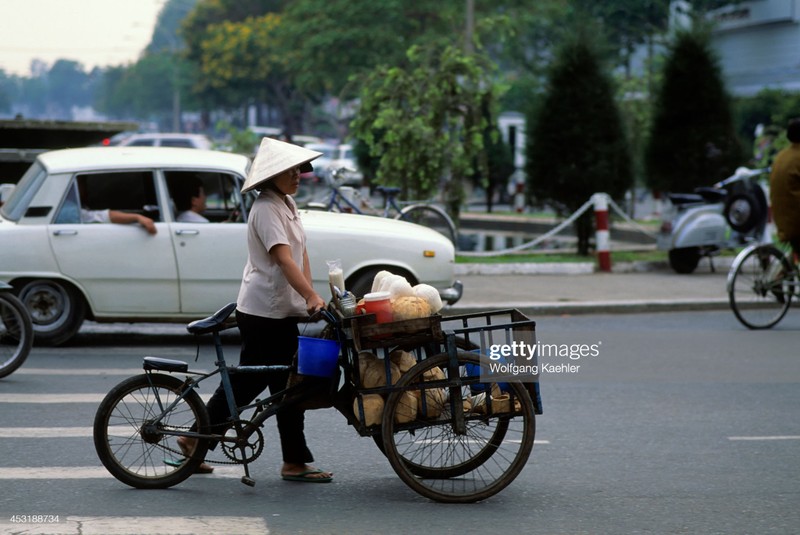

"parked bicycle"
[305, 168, 458, 246]
[93, 302, 541, 503]
[0, 281, 33, 378]
[727, 241, 799, 329]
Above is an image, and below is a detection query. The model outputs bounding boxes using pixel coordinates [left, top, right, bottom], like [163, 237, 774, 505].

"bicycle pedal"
[241, 476, 256, 487]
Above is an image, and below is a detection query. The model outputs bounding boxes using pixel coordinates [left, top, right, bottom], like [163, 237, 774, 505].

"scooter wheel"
[724, 192, 761, 233]
[668, 247, 701, 274]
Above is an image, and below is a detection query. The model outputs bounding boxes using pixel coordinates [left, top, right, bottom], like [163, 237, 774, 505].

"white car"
[0, 147, 461, 345]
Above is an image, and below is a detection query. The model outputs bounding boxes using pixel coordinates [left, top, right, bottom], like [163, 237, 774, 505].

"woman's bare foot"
[280, 462, 333, 483]
[177, 436, 214, 474]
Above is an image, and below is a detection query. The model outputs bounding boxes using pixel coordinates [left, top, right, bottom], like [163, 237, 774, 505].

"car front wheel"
[16, 280, 86, 346]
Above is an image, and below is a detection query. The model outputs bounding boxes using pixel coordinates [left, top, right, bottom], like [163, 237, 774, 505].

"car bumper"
[439, 280, 463, 305]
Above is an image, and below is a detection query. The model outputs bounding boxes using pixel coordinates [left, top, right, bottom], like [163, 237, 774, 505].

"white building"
[707, 0, 800, 96]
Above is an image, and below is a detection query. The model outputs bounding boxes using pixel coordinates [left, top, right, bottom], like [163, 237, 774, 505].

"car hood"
[300, 209, 452, 249]
[299, 209, 455, 282]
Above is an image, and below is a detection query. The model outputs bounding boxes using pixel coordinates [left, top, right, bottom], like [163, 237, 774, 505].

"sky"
[0, 0, 164, 76]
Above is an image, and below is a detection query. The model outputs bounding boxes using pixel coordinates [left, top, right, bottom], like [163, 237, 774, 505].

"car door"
[164, 170, 248, 314]
[48, 171, 180, 315]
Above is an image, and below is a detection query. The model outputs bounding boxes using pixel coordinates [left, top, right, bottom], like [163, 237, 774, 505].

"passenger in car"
[172, 176, 209, 223]
[77, 177, 157, 234]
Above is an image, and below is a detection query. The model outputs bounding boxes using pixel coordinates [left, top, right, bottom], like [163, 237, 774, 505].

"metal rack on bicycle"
[331, 304, 542, 502]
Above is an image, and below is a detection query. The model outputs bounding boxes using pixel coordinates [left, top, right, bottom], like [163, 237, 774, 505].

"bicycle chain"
[154, 420, 264, 466]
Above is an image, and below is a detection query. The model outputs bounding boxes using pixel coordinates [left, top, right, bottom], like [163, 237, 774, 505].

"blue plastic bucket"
[297, 336, 340, 377]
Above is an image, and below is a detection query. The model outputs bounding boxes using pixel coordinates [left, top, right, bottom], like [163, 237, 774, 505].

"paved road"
[1, 309, 799, 534]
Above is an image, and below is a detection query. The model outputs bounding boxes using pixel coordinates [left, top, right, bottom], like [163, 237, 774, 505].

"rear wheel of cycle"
[381, 352, 535, 503]
[729, 245, 796, 329]
[93, 373, 210, 489]
[397, 204, 457, 246]
[0, 292, 33, 379]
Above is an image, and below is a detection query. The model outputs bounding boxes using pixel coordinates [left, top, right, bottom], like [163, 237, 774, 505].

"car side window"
[160, 139, 193, 148]
[54, 182, 81, 224]
[55, 171, 161, 224]
[165, 171, 243, 223]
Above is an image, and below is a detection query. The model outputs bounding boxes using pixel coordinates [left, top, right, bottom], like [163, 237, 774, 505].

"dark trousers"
[204, 311, 313, 465]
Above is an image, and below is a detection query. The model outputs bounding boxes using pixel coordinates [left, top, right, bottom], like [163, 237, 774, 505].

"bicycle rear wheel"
[397, 204, 457, 246]
[0, 292, 33, 379]
[381, 352, 535, 503]
[93, 373, 210, 489]
[728, 245, 796, 329]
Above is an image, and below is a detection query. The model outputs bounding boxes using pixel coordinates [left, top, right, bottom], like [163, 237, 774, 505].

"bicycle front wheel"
[381, 352, 535, 503]
[397, 204, 457, 246]
[0, 292, 33, 379]
[728, 245, 796, 329]
[93, 373, 210, 489]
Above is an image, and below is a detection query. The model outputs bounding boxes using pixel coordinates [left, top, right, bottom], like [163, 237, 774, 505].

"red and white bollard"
[592, 193, 611, 272]
[513, 181, 525, 213]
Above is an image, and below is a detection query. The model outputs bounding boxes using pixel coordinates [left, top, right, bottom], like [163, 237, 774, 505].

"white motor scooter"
[657, 167, 770, 274]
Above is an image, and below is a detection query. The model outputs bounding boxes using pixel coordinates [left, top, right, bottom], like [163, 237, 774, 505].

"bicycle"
[0, 281, 33, 379]
[305, 168, 458, 246]
[727, 241, 800, 329]
[93, 302, 541, 503]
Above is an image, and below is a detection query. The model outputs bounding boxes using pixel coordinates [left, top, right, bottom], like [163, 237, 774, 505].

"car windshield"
[0, 161, 47, 222]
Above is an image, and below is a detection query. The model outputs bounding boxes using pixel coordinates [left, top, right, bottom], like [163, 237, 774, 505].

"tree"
[645, 29, 746, 194]
[350, 43, 497, 220]
[525, 28, 632, 256]
[181, 0, 286, 127]
[277, 0, 460, 99]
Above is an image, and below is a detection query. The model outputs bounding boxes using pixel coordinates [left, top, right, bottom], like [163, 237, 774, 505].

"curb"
[454, 257, 736, 276]
[446, 298, 732, 317]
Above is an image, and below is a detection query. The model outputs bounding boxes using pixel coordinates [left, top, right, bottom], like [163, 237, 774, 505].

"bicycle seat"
[143, 356, 188, 373]
[375, 186, 401, 196]
[187, 302, 237, 335]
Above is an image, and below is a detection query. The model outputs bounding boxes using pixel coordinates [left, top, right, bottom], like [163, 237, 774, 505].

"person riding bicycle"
[178, 138, 332, 482]
[770, 117, 800, 258]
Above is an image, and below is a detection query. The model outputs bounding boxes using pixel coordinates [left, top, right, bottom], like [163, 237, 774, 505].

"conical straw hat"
[241, 137, 323, 193]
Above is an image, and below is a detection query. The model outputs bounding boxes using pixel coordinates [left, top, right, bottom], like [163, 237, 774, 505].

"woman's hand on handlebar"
[305, 292, 326, 316]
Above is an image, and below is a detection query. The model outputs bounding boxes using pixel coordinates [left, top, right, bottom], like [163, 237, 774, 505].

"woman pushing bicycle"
[177, 137, 332, 482]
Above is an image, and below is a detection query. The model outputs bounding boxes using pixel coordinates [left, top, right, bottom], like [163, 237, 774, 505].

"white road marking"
[13, 368, 154, 376]
[0, 393, 213, 403]
[0, 427, 93, 438]
[0, 516, 268, 534]
[0, 466, 243, 479]
[728, 435, 800, 441]
[414, 438, 549, 444]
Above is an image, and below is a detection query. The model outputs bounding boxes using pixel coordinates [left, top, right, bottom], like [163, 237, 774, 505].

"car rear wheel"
[16, 280, 86, 346]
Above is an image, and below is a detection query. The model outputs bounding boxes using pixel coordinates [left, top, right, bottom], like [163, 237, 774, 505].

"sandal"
[176, 437, 214, 474]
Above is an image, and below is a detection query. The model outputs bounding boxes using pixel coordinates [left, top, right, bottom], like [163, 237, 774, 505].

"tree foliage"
[350, 44, 497, 218]
[525, 28, 632, 255]
[645, 29, 746, 193]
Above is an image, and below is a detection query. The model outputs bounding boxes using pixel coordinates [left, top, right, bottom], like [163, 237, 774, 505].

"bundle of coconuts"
[355, 270, 444, 320]
[352, 349, 449, 426]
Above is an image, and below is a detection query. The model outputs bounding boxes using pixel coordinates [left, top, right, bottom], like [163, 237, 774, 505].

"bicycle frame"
[321, 184, 404, 218]
[142, 321, 338, 448]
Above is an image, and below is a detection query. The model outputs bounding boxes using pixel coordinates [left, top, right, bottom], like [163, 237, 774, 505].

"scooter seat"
[669, 193, 705, 205]
[694, 187, 727, 203]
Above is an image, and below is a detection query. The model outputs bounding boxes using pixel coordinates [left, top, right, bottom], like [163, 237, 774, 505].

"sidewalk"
[448, 256, 734, 316]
